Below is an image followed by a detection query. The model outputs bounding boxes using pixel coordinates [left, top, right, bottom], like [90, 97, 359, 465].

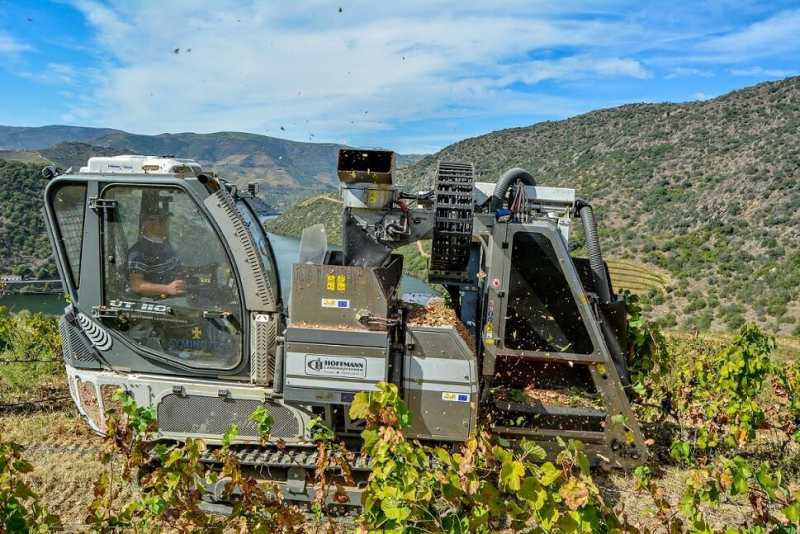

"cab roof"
[78, 155, 203, 177]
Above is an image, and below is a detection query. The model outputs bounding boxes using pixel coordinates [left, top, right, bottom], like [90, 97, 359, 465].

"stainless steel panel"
[402, 326, 478, 442]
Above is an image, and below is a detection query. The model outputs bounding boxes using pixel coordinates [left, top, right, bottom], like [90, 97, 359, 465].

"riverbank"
[1, 279, 63, 295]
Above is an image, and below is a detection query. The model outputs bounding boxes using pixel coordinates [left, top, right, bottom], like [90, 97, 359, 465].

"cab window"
[236, 201, 281, 305]
[101, 185, 242, 369]
[50, 184, 87, 289]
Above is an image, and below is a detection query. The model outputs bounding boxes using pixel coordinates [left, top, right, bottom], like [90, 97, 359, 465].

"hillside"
[0, 125, 121, 150]
[39, 142, 120, 170]
[0, 161, 58, 278]
[269, 76, 800, 335]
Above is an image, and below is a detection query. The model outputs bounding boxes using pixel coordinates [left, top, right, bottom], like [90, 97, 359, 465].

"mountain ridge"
[0, 125, 123, 150]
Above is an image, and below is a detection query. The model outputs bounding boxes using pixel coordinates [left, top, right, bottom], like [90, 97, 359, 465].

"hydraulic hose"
[576, 199, 611, 303]
[490, 168, 537, 212]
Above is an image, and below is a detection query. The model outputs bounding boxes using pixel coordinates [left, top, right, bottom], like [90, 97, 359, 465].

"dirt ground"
[0, 405, 137, 530]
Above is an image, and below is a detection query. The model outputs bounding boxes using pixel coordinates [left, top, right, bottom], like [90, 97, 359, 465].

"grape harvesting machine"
[42, 149, 646, 512]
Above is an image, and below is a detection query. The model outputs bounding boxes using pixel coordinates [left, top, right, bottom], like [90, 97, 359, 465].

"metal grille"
[58, 317, 72, 364]
[430, 161, 475, 282]
[250, 313, 276, 385]
[158, 395, 301, 439]
[65, 320, 97, 362]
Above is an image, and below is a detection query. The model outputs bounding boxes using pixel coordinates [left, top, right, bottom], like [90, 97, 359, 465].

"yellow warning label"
[625, 431, 635, 444]
[597, 363, 606, 374]
[581, 293, 587, 304]
[485, 338, 494, 345]
[336, 275, 346, 292]
[486, 323, 494, 333]
[326, 274, 335, 291]
[369, 190, 377, 204]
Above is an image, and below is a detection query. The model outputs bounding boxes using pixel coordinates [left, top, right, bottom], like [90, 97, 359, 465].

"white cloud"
[665, 67, 713, 79]
[729, 66, 795, 77]
[509, 57, 651, 86]
[62, 0, 654, 149]
[692, 92, 714, 101]
[697, 8, 800, 61]
[0, 31, 32, 56]
[37, 1, 795, 152]
[20, 63, 79, 84]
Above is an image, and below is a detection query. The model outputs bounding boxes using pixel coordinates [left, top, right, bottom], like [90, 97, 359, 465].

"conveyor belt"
[429, 161, 475, 283]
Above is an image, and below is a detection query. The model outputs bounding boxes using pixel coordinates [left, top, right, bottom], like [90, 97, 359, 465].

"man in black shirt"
[127, 211, 185, 297]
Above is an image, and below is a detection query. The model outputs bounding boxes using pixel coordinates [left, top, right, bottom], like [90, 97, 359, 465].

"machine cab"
[43, 156, 282, 380]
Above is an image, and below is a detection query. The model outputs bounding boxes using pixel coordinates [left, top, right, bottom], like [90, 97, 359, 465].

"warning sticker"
[490, 277, 501, 289]
[322, 298, 350, 308]
[442, 392, 470, 403]
[326, 275, 335, 291]
[336, 275, 346, 292]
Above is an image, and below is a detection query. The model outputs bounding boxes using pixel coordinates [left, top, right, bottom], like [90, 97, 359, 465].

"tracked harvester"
[42, 150, 646, 510]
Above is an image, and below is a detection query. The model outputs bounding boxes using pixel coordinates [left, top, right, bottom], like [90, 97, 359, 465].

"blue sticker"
[457, 394, 469, 402]
[340, 392, 355, 403]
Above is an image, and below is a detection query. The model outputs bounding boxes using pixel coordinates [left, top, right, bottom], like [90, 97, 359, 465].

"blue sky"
[0, 1, 798, 154]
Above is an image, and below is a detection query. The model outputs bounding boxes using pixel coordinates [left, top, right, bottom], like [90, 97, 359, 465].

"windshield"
[236, 199, 282, 306]
[101, 185, 244, 370]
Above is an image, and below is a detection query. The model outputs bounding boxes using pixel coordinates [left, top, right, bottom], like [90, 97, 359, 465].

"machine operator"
[127, 209, 186, 298]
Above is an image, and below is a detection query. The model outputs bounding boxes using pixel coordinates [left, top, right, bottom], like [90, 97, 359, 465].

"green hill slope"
[269, 77, 800, 335]
[0, 161, 57, 278]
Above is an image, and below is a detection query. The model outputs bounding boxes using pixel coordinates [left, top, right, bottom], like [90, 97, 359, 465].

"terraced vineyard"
[606, 260, 669, 294]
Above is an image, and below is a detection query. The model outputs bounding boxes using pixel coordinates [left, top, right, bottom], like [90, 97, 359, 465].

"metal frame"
[481, 218, 647, 468]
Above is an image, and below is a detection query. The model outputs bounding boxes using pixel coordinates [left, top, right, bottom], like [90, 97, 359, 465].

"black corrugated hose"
[490, 168, 537, 213]
[576, 199, 611, 303]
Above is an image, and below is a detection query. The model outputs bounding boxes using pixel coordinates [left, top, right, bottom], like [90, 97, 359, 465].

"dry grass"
[0, 408, 137, 529]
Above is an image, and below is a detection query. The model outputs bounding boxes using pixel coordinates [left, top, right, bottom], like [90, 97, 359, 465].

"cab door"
[97, 184, 245, 371]
[44, 182, 88, 304]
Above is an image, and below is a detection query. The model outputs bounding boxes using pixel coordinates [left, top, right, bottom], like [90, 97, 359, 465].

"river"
[0, 229, 436, 315]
